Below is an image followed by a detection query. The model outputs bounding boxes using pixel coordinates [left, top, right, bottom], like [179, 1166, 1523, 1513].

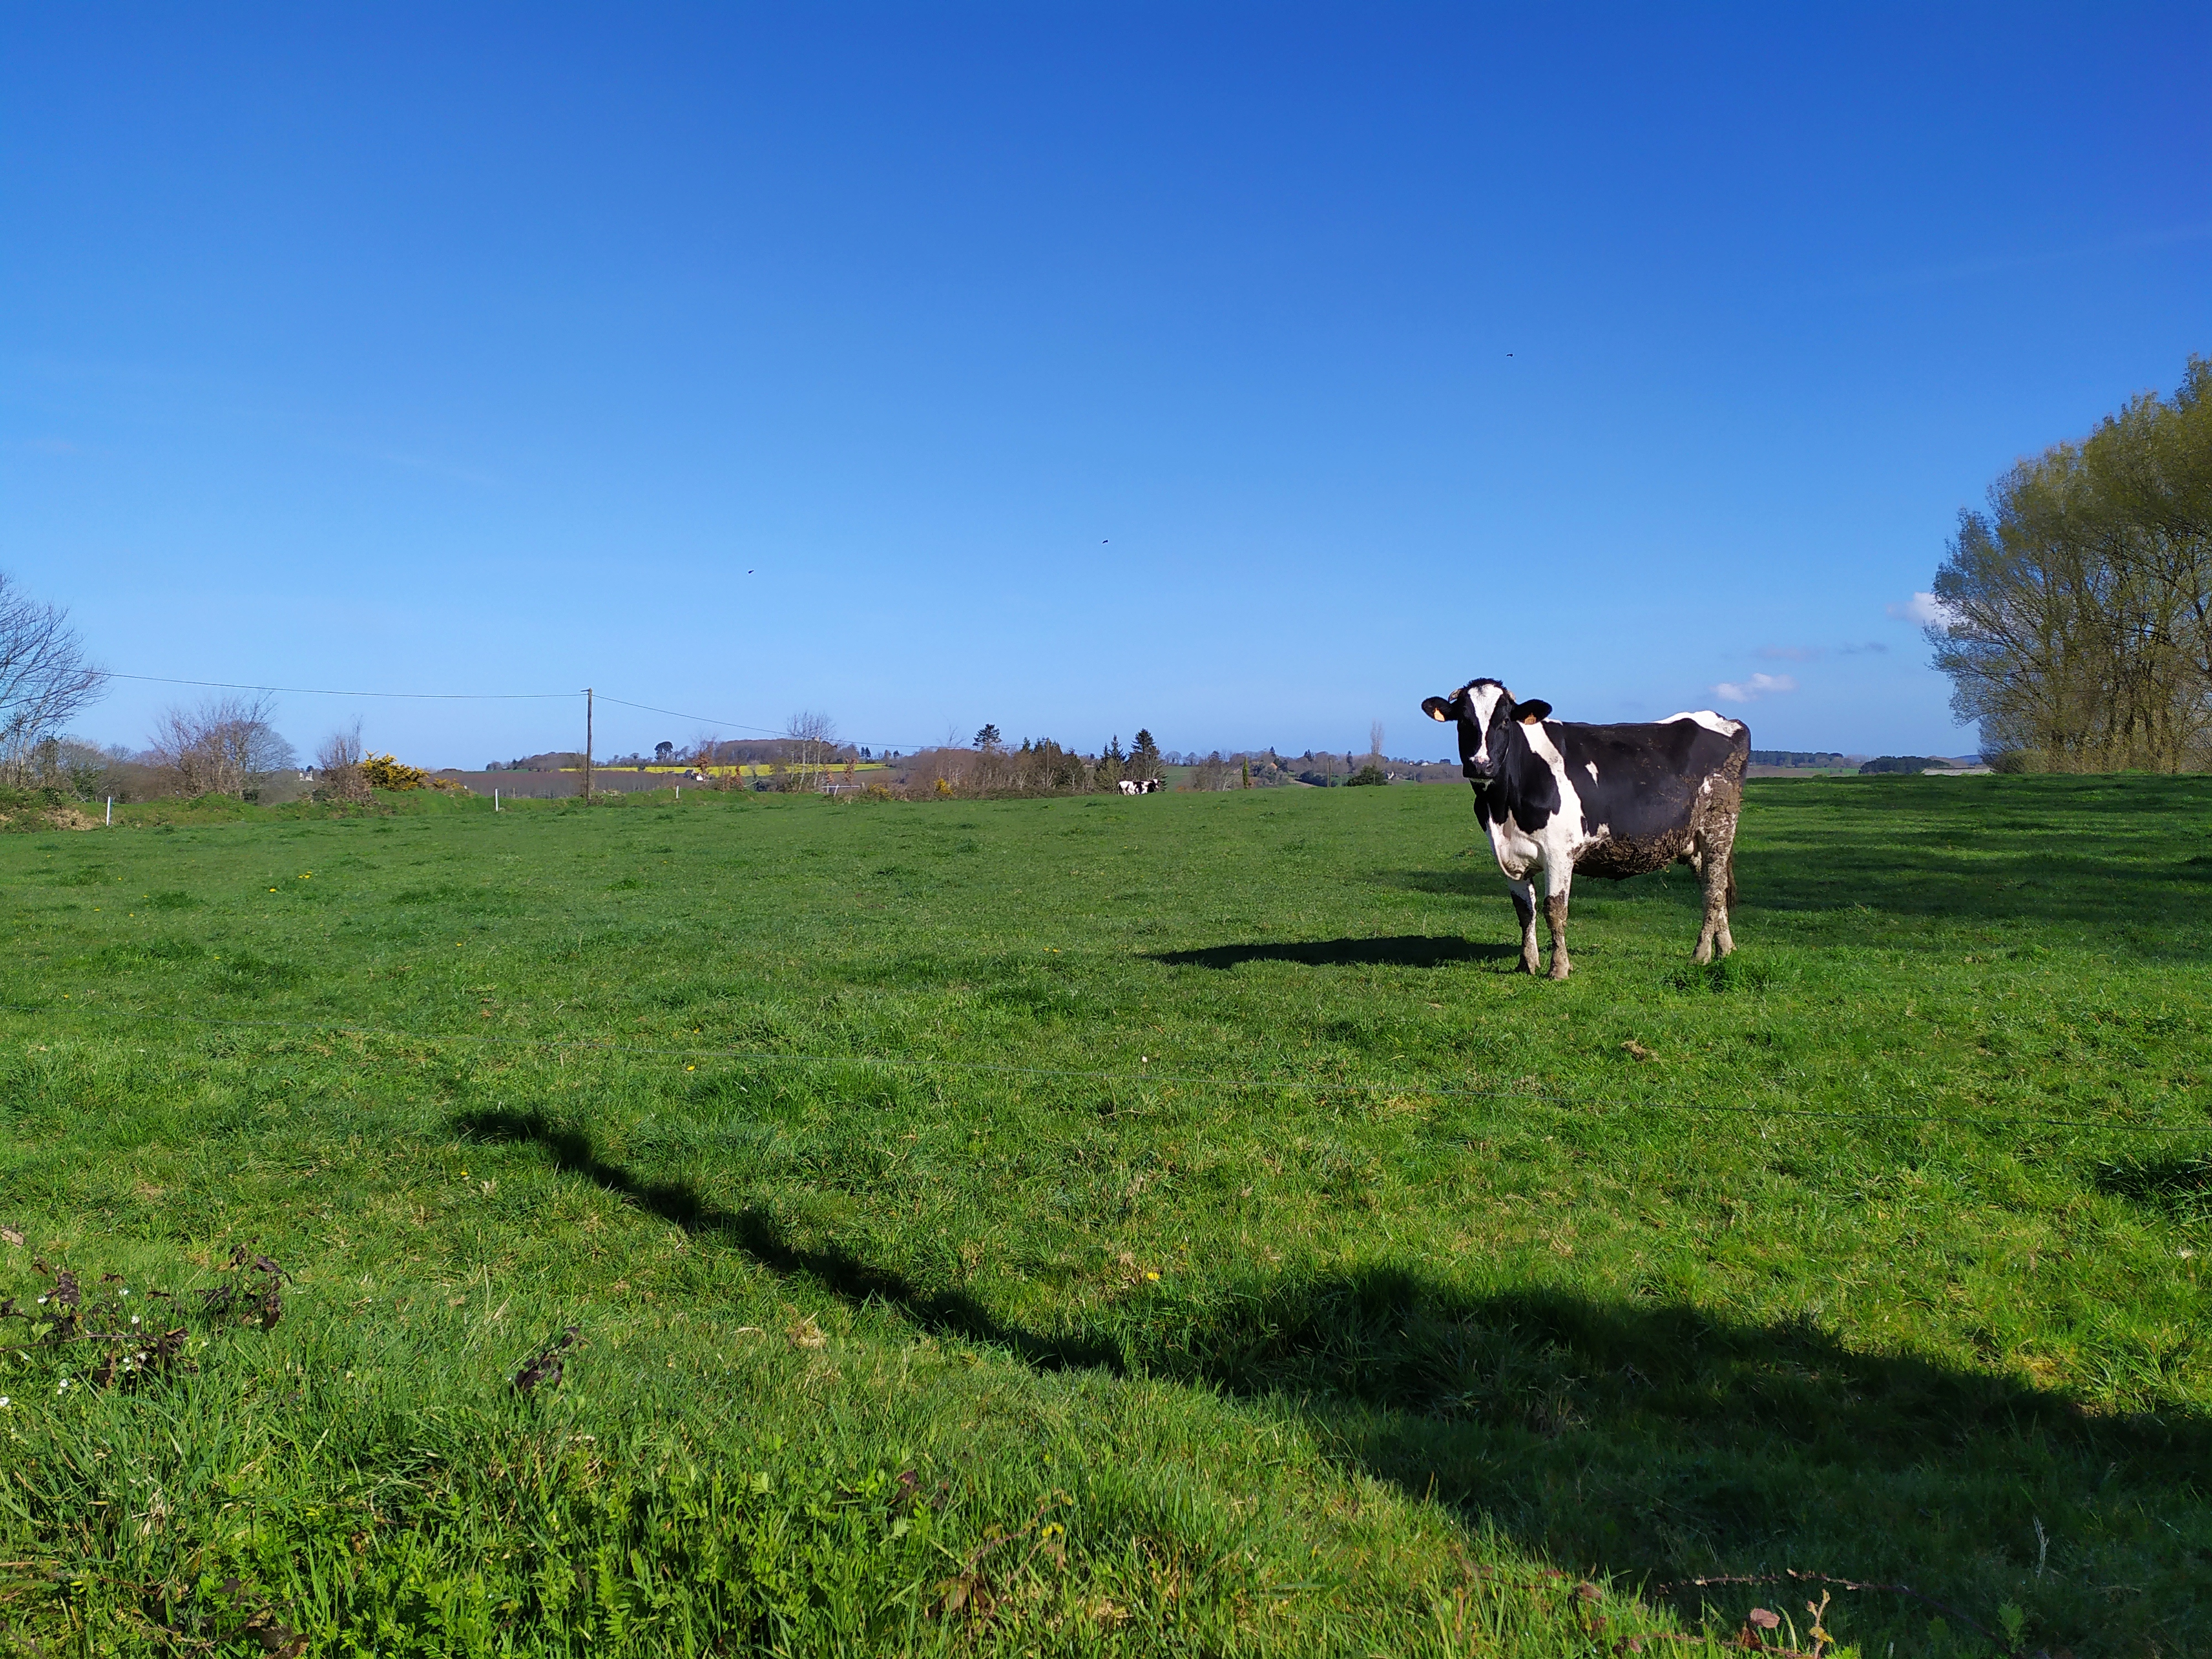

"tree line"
[1932, 355, 2212, 771]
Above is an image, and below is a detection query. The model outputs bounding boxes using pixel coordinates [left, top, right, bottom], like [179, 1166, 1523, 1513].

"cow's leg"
[1692, 812, 1739, 963]
[1543, 864, 1573, 980]
[1508, 878, 1541, 974]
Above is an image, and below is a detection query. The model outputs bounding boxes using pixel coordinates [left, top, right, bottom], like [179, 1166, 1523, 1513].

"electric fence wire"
[11, 998, 2209, 1136]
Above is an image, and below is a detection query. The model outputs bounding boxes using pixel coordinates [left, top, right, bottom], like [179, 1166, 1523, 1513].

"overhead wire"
[107, 672, 575, 701]
[103, 674, 940, 756]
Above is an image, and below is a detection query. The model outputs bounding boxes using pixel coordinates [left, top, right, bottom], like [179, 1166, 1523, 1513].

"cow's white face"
[1423, 679, 1519, 778]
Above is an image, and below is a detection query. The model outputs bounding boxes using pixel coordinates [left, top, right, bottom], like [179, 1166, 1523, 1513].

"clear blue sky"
[6, 4, 2208, 765]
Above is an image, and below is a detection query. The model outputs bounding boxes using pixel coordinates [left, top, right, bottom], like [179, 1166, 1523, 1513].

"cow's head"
[1421, 679, 1553, 780]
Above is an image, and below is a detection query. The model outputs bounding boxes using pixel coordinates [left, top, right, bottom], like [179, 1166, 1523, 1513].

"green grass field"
[3, 776, 2209, 1656]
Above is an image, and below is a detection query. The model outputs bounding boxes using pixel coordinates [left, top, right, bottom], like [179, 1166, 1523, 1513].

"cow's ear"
[1421, 696, 1455, 723]
[1517, 700, 1553, 724]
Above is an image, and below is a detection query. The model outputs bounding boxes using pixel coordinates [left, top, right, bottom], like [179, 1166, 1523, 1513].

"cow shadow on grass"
[460, 1106, 2212, 1652]
[1147, 935, 1520, 971]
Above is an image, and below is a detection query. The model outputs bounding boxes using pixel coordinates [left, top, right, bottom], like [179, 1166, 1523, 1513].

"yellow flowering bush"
[359, 754, 463, 793]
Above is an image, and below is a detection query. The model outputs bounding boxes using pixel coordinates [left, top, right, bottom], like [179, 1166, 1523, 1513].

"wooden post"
[584, 687, 594, 804]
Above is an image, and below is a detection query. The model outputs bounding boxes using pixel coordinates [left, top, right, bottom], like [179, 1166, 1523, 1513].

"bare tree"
[1191, 750, 1233, 790]
[148, 692, 298, 798]
[1369, 720, 1386, 761]
[780, 711, 838, 791]
[0, 572, 107, 784]
[315, 721, 370, 802]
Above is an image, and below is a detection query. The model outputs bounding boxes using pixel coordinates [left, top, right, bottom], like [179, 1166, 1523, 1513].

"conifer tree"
[1130, 728, 1163, 781]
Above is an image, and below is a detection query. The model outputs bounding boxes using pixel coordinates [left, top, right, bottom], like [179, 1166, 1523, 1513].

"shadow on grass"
[1147, 935, 1520, 970]
[457, 1107, 1124, 1374]
[460, 1107, 2212, 1649]
[2094, 1150, 2212, 1218]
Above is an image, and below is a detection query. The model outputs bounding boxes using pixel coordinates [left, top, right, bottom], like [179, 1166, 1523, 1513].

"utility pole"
[584, 687, 594, 805]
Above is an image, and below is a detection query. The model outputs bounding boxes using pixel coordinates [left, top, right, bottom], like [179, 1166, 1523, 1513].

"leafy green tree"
[1931, 355, 2212, 770]
[975, 724, 1002, 752]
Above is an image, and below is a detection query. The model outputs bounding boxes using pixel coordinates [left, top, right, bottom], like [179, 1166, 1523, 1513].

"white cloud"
[1885, 591, 1955, 628]
[1710, 672, 1797, 703]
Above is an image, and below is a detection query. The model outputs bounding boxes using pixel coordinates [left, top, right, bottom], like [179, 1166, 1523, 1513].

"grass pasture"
[2, 775, 2209, 1656]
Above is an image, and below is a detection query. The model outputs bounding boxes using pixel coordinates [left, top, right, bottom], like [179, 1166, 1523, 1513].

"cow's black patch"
[1554, 719, 1743, 880]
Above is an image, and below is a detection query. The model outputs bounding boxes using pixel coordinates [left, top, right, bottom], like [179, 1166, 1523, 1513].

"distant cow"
[1117, 778, 1163, 795]
[1421, 679, 1748, 979]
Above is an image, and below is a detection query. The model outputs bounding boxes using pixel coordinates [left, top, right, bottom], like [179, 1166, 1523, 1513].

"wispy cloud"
[1711, 672, 1797, 703]
[1885, 592, 1955, 628]
[1756, 645, 1820, 662]
[1838, 640, 1890, 655]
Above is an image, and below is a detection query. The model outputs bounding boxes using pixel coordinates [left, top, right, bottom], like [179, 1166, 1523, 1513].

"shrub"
[359, 754, 463, 794]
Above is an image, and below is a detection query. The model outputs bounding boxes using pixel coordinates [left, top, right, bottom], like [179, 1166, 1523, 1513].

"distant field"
[2, 776, 2208, 1655]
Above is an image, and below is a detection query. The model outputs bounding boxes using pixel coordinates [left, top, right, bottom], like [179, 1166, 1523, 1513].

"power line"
[108, 672, 575, 701]
[593, 693, 937, 754]
[10, 999, 2209, 1136]
[103, 675, 934, 754]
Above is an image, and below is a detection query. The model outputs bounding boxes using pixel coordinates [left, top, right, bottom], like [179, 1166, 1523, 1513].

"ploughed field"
[2, 776, 2208, 1656]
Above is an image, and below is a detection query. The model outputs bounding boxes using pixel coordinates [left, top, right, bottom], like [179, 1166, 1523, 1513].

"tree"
[1929, 357, 2212, 770]
[315, 722, 370, 803]
[655, 740, 674, 763]
[1369, 720, 1386, 760]
[1129, 729, 1163, 782]
[1094, 734, 1126, 791]
[975, 723, 1002, 752]
[781, 711, 838, 791]
[0, 572, 107, 784]
[148, 692, 298, 798]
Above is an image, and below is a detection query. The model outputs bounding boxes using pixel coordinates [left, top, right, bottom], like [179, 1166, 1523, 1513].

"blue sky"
[5, 4, 2208, 765]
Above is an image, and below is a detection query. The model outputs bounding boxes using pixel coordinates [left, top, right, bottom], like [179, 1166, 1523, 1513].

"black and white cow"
[1117, 778, 1164, 795]
[1421, 679, 1749, 979]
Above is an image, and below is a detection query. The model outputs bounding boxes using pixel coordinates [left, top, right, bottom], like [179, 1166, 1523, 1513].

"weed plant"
[1, 776, 2208, 1655]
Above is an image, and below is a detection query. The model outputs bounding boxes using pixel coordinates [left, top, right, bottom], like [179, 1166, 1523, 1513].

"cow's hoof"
[1547, 961, 1572, 982]
[1521, 956, 1542, 976]
[1691, 943, 1714, 965]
